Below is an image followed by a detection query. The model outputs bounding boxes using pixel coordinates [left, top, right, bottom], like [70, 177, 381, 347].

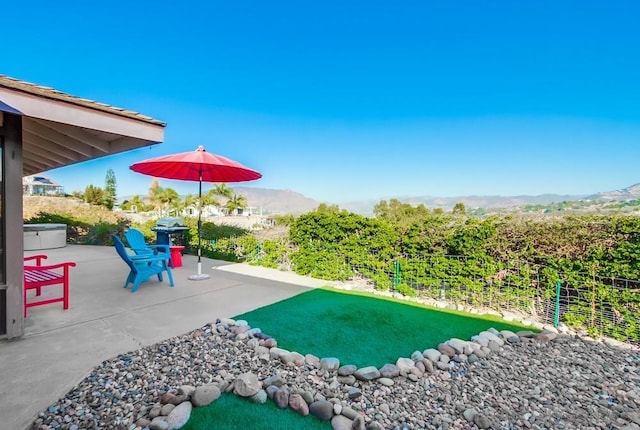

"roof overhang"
[0, 76, 166, 175]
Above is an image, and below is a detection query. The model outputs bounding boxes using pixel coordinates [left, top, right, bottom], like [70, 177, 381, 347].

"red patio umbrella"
[130, 145, 262, 280]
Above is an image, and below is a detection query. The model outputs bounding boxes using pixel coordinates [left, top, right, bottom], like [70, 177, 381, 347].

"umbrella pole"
[197, 175, 202, 274]
[188, 172, 210, 280]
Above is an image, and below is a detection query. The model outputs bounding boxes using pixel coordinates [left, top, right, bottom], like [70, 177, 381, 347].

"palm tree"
[201, 184, 234, 216]
[203, 189, 221, 208]
[212, 183, 233, 199]
[161, 187, 180, 216]
[148, 180, 165, 216]
[225, 193, 248, 215]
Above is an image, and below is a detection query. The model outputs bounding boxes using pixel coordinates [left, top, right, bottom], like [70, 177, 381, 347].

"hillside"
[340, 193, 584, 215]
[23, 196, 121, 220]
[231, 187, 319, 214]
[47, 182, 640, 217]
[585, 183, 640, 201]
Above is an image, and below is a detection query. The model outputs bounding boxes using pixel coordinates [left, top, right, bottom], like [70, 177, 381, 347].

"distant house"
[181, 204, 224, 218]
[22, 175, 64, 196]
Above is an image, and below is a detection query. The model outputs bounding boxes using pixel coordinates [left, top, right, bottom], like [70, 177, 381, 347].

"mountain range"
[585, 183, 640, 201]
[232, 183, 640, 215]
[231, 187, 319, 214]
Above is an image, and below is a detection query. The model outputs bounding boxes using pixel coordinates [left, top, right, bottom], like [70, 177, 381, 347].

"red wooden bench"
[23, 255, 76, 317]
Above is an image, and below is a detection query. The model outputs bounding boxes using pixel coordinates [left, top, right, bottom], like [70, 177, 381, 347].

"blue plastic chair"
[125, 228, 170, 257]
[112, 235, 174, 292]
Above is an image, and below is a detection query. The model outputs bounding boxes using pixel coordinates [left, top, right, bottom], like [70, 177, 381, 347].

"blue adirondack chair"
[112, 235, 174, 292]
[125, 228, 170, 257]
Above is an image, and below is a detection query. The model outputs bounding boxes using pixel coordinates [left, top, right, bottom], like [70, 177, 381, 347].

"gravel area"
[31, 320, 640, 430]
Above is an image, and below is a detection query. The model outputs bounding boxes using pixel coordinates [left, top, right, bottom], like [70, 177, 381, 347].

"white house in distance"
[23, 175, 64, 196]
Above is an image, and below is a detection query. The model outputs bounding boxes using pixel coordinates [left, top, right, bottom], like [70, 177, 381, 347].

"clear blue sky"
[4, 1, 640, 203]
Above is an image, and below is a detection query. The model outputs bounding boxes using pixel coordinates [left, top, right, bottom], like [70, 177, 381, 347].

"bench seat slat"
[23, 257, 75, 317]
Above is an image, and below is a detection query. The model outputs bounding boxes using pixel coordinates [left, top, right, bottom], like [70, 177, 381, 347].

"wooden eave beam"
[23, 158, 48, 174]
[23, 119, 101, 159]
[22, 130, 79, 164]
[23, 121, 99, 158]
[32, 118, 111, 154]
[109, 135, 155, 153]
[22, 144, 69, 167]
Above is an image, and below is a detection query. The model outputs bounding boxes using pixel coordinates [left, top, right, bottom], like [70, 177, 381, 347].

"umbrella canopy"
[130, 145, 262, 183]
[130, 145, 262, 280]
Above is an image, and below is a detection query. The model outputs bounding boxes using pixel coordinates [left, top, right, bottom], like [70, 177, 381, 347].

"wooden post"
[1, 112, 24, 338]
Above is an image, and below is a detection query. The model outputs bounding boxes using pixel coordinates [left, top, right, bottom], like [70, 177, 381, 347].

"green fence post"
[554, 280, 561, 328]
[394, 260, 401, 291]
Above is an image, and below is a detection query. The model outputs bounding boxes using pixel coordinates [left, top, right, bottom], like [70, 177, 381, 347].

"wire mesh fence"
[209, 237, 639, 344]
[350, 254, 639, 344]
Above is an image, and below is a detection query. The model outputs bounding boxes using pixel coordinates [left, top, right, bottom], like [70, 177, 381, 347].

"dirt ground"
[23, 196, 103, 219]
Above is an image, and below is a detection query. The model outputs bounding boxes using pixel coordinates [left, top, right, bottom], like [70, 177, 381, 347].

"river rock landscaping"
[31, 315, 640, 430]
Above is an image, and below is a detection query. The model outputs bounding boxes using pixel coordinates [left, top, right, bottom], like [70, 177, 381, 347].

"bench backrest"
[112, 235, 138, 273]
[125, 229, 154, 255]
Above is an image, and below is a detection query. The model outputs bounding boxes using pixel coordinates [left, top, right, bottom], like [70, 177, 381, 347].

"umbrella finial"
[197, 145, 206, 152]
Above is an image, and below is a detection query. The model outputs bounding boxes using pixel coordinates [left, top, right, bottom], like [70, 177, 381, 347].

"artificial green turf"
[182, 393, 331, 430]
[234, 287, 531, 368]
[186, 287, 532, 430]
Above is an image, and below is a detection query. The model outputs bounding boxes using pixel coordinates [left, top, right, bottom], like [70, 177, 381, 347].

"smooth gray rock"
[337, 375, 356, 385]
[234, 372, 261, 397]
[474, 413, 491, 429]
[423, 348, 441, 363]
[379, 363, 401, 378]
[463, 408, 477, 422]
[177, 385, 196, 397]
[395, 357, 415, 372]
[281, 351, 305, 366]
[423, 359, 434, 373]
[378, 377, 394, 386]
[488, 340, 502, 352]
[160, 403, 175, 416]
[289, 393, 309, 416]
[341, 406, 359, 420]
[262, 374, 284, 388]
[192, 384, 221, 407]
[250, 389, 267, 404]
[410, 350, 424, 361]
[305, 354, 320, 367]
[166, 401, 192, 430]
[507, 335, 521, 344]
[265, 385, 279, 399]
[320, 357, 341, 371]
[436, 361, 449, 371]
[500, 330, 517, 339]
[352, 415, 366, 430]
[150, 417, 169, 430]
[309, 399, 334, 421]
[348, 387, 362, 399]
[354, 366, 381, 381]
[274, 388, 289, 409]
[331, 414, 353, 430]
[338, 364, 357, 376]
[447, 338, 467, 354]
[479, 330, 504, 346]
[437, 343, 456, 357]
[269, 347, 289, 360]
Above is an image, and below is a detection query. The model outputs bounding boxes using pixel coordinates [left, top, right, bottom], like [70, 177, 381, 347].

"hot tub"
[24, 224, 67, 251]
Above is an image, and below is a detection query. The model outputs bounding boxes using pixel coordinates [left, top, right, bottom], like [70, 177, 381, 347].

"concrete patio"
[0, 245, 329, 430]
